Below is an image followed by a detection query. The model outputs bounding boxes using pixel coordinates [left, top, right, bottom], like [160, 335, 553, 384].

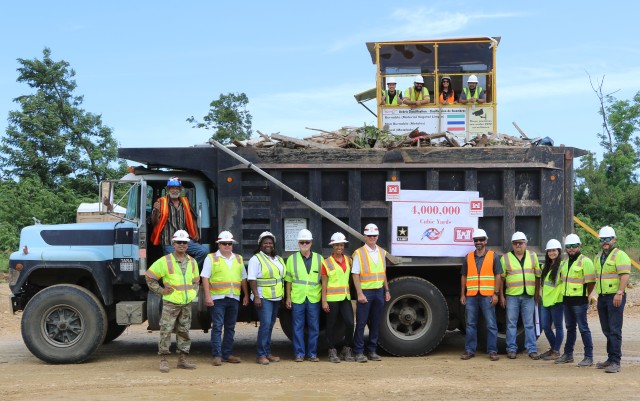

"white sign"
[391, 190, 479, 257]
[284, 218, 307, 252]
[386, 181, 401, 201]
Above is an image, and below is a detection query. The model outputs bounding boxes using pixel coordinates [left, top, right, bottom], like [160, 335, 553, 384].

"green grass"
[0, 252, 8, 274]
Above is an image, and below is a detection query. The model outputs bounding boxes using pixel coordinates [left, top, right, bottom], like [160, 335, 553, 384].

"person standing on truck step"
[145, 229, 200, 373]
[538, 239, 565, 361]
[554, 234, 596, 367]
[285, 229, 323, 362]
[248, 231, 285, 365]
[458, 75, 486, 104]
[403, 75, 430, 108]
[322, 232, 356, 363]
[500, 231, 541, 360]
[460, 229, 502, 362]
[151, 176, 207, 266]
[201, 230, 249, 366]
[381, 77, 403, 105]
[594, 226, 631, 373]
[351, 223, 391, 362]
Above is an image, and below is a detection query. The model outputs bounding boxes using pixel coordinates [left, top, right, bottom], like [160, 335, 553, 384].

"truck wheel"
[21, 284, 108, 364]
[379, 277, 448, 356]
[103, 320, 128, 344]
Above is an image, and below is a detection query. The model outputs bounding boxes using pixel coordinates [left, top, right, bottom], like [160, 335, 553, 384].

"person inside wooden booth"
[459, 75, 486, 105]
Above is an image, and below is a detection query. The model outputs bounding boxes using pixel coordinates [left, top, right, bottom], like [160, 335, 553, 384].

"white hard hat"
[511, 231, 527, 242]
[564, 234, 581, 246]
[329, 232, 348, 245]
[297, 229, 313, 241]
[441, 75, 451, 82]
[172, 230, 190, 242]
[599, 226, 616, 238]
[216, 230, 237, 244]
[387, 77, 396, 84]
[363, 223, 379, 236]
[472, 229, 487, 239]
[467, 75, 479, 84]
[414, 75, 424, 84]
[258, 231, 276, 243]
[545, 239, 562, 250]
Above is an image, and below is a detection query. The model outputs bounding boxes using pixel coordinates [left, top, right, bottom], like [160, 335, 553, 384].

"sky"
[2, 1, 640, 158]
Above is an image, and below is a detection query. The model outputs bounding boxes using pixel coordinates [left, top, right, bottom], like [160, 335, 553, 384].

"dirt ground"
[1, 283, 639, 401]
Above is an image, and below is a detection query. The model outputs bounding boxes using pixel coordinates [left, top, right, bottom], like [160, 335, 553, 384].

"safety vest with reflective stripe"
[207, 253, 244, 297]
[323, 255, 352, 302]
[541, 268, 563, 307]
[285, 252, 323, 304]
[255, 253, 285, 300]
[439, 90, 455, 104]
[404, 86, 430, 102]
[594, 248, 631, 295]
[560, 255, 595, 297]
[150, 196, 198, 246]
[463, 86, 484, 100]
[146, 253, 199, 305]
[501, 251, 540, 296]
[466, 251, 496, 296]
[382, 90, 403, 105]
[352, 246, 387, 290]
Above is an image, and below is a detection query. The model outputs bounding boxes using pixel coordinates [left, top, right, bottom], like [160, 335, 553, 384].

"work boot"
[538, 349, 553, 359]
[367, 352, 382, 361]
[460, 351, 475, 360]
[554, 354, 574, 364]
[266, 355, 280, 363]
[328, 348, 340, 363]
[488, 352, 500, 361]
[159, 355, 170, 373]
[223, 355, 242, 364]
[577, 357, 593, 367]
[604, 363, 620, 373]
[507, 352, 517, 359]
[528, 352, 540, 360]
[340, 346, 355, 362]
[596, 360, 612, 369]
[177, 352, 196, 369]
[212, 357, 222, 366]
[354, 353, 368, 363]
[542, 351, 560, 361]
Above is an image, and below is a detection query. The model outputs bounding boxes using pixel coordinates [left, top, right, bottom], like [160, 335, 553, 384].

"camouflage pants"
[158, 301, 192, 355]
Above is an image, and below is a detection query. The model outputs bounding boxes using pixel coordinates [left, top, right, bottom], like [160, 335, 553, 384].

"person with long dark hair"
[438, 76, 456, 104]
[539, 239, 564, 361]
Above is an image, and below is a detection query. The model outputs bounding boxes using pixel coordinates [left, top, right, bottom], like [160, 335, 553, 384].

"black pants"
[325, 299, 355, 349]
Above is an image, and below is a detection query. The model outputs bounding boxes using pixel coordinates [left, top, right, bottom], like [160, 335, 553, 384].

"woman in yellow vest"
[539, 239, 564, 361]
[247, 231, 285, 365]
[200, 231, 249, 366]
[321, 232, 355, 363]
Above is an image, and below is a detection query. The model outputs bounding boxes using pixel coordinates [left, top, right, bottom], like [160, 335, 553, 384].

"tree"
[0, 48, 125, 196]
[187, 92, 252, 144]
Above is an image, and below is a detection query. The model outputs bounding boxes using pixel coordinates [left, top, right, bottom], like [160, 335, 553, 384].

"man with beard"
[460, 229, 502, 361]
[151, 176, 207, 265]
[403, 75, 430, 108]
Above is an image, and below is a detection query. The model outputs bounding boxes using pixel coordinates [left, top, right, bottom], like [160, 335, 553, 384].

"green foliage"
[0, 48, 125, 197]
[350, 124, 404, 148]
[187, 92, 252, 145]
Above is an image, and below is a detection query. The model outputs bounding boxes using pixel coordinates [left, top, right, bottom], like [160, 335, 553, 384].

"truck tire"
[21, 284, 108, 364]
[103, 320, 128, 344]
[379, 277, 448, 356]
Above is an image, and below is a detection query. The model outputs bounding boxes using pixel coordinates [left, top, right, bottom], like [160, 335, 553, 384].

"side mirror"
[100, 181, 114, 213]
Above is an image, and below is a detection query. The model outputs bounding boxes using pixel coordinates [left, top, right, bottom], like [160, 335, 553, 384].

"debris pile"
[231, 123, 553, 150]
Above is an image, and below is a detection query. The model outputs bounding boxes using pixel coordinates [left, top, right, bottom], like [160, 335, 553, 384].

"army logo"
[396, 226, 408, 242]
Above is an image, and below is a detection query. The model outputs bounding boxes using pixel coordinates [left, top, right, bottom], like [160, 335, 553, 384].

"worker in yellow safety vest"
[500, 231, 541, 360]
[201, 230, 249, 366]
[538, 239, 564, 361]
[145, 229, 200, 373]
[459, 75, 486, 104]
[381, 77, 403, 105]
[403, 75, 430, 107]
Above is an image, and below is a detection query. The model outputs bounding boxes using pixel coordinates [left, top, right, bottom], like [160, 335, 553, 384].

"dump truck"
[7, 37, 587, 363]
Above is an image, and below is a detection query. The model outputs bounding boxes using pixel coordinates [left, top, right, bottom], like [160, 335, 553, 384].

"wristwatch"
[494, 291, 500, 296]
[616, 290, 624, 295]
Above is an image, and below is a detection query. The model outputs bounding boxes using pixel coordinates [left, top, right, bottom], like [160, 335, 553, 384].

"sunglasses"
[512, 241, 525, 246]
[174, 241, 188, 245]
[473, 238, 486, 243]
[600, 237, 613, 243]
[366, 235, 378, 238]
[299, 241, 311, 245]
[565, 244, 579, 249]
[219, 242, 233, 246]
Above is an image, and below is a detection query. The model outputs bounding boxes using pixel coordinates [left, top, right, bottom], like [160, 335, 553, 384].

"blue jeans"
[563, 303, 593, 358]
[465, 295, 498, 354]
[541, 303, 564, 351]
[163, 240, 208, 266]
[354, 288, 385, 354]
[291, 300, 321, 358]
[506, 294, 537, 353]
[256, 299, 280, 358]
[208, 297, 240, 359]
[597, 293, 625, 364]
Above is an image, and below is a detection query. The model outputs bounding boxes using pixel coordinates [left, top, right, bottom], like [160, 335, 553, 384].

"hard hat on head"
[216, 230, 237, 244]
[467, 75, 479, 84]
[363, 223, 379, 236]
[564, 234, 581, 246]
[166, 176, 182, 187]
[511, 231, 527, 242]
[258, 231, 276, 244]
[172, 230, 190, 242]
[414, 75, 424, 84]
[545, 239, 562, 250]
[387, 77, 396, 84]
[599, 226, 616, 238]
[329, 232, 348, 245]
[472, 228, 487, 239]
[441, 76, 451, 82]
[297, 229, 313, 241]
